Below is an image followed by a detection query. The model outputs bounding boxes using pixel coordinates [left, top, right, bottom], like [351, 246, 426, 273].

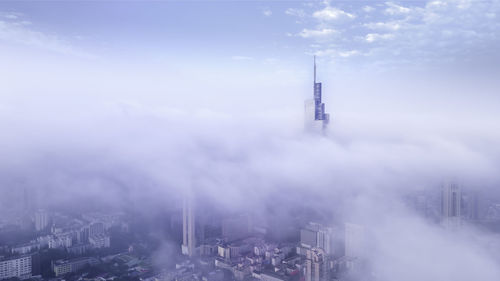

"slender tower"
[181, 194, 196, 257]
[305, 56, 330, 132]
[441, 182, 462, 229]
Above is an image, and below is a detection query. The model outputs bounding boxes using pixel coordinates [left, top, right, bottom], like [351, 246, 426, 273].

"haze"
[1, 1, 500, 281]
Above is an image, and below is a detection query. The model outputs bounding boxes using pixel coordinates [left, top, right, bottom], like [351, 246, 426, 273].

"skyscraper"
[466, 191, 480, 221]
[181, 195, 196, 257]
[344, 223, 364, 259]
[35, 209, 49, 232]
[299, 222, 337, 256]
[305, 56, 330, 132]
[441, 182, 462, 229]
[305, 248, 327, 281]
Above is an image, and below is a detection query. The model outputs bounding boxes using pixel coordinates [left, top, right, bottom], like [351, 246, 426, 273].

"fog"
[1, 51, 500, 279]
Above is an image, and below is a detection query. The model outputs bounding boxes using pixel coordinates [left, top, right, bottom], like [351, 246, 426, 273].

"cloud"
[298, 28, 338, 39]
[262, 9, 272, 17]
[426, 0, 448, 9]
[486, 12, 496, 19]
[371, 214, 500, 281]
[365, 33, 395, 43]
[456, 0, 473, 10]
[285, 8, 306, 18]
[0, 16, 95, 59]
[3, 13, 19, 20]
[364, 21, 402, 31]
[385, 2, 411, 15]
[363, 6, 375, 13]
[291, 0, 500, 68]
[313, 48, 359, 58]
[338, 50, 360, 57]
[1, 36, 500, 280]
[1, 4, 500, 281]
[313, 6, 355, 21]
[263, 57, 279, 64]
[231, 55, 254, 61]
[3, 99, 500, 279]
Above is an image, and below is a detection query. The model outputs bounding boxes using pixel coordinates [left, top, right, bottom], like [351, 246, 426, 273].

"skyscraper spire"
[313, 55, 316, 84]
[304, 56, 330, 132]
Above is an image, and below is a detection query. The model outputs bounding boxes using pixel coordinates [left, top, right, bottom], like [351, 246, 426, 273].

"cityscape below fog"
[1, 1, 500, 280]
[1, 61, 500, 281]
[2, 181, 500, 281]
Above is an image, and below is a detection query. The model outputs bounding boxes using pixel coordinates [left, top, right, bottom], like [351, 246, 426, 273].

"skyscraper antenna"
[313, 55, 316, 84]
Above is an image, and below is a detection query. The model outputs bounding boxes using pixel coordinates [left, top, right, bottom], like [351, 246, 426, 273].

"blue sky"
[2, 4, 500, 280]
[1, 1, 499, 127]
[1, 0, 499, 68]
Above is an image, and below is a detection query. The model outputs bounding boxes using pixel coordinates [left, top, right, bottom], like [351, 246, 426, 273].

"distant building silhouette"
[344, 223, 364, 258]
[35, 209, 49, 232]
[298, 222, 337, 256]
[441, 182, 462, 229]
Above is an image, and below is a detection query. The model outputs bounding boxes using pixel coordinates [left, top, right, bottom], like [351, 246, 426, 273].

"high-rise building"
[305, 248, 327, 281]
[299, 222, 337, 256]
[48, 235, 73, 249]
[344, 223, 364, 259]
[89, 234, 110, 249]
[34, 210, 49, 232]
[181, 195, 196, 257]
[441, 182, 462, 228]
[465, 191, 480, 221]
[305, 56, 330, 132]
[0, 255, 33, 280]
[89, 222, 104, 237]
[300, 226, 318, 249]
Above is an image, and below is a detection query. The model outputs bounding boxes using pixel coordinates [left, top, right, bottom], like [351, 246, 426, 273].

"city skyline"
[1, 1, 500, 281]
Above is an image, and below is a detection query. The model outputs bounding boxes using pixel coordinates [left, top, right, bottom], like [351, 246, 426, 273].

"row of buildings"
[9, 220, 111, 257]
[175, 193, 366, 281]
[413, 181, 486, 230]
[0, 212, 123, 280]
[51, 257, 100, 277]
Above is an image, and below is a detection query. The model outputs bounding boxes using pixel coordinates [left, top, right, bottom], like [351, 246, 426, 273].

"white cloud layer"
[0, 14, 94, 59]
[0, 3, 499, 280]
[298, 28, 338, 39]
[285, 8, 306, 18]
[384, 1, 411, 15]
[313, 6, 355, 21]
[365, 33, 395, 43]
[291, 0, 500, 69]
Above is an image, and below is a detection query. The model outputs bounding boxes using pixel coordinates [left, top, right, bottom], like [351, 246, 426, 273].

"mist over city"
[1, 1, 500, 281]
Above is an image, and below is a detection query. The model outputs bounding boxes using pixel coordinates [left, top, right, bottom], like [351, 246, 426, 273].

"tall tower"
[298, 222, 337, 256]
[35, 210, 49, 232]
[442, 182, 462, 229]
[181, 195, 196, 257]
[345, 223, 364, 258]
[305, 56, 330, 132]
